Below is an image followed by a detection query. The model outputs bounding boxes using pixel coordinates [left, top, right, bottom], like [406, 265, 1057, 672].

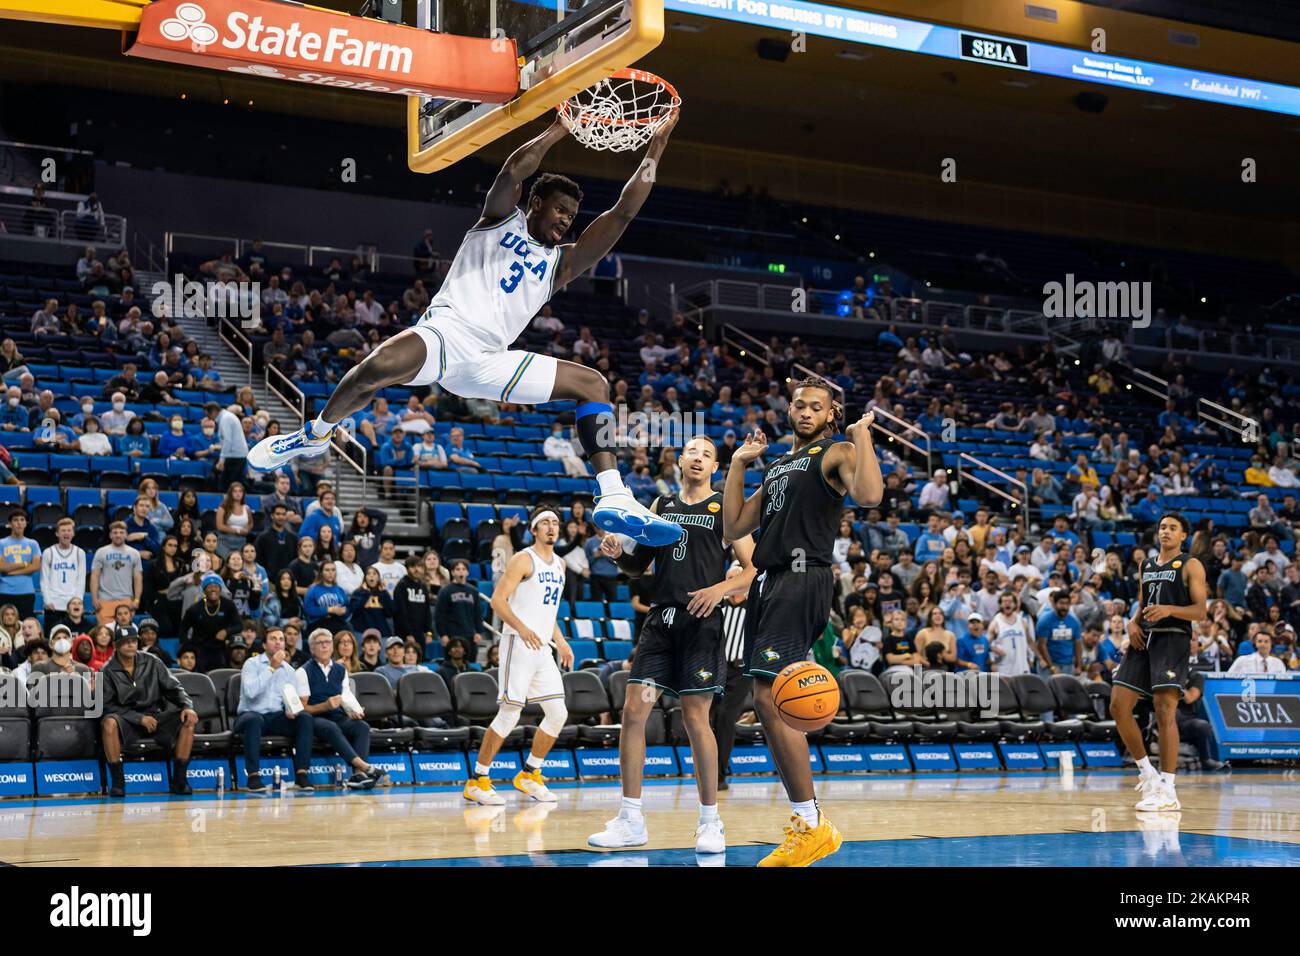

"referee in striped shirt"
[710, 564, 751, 791]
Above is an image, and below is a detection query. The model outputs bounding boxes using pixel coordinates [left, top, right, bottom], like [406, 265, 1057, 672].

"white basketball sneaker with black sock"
[588, 812, 649, 848]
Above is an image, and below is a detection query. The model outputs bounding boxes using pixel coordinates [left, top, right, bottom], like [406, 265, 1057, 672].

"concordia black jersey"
[648, 492, 728, 607]
[1140, 551, 1194, 637]
[753, 440, 844, 572]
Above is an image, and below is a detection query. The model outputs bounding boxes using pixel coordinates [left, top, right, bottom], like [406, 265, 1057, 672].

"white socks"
[1137, 756, 1155, 776]
[310, 416, 335, 439]
[474, 762, 490, 777]
[596, 469, 625, 498]
[621, 795, 643, 820]
[699, 804, 719, 823]
[792, 799, 819, 829]
[1160, 771, 1176, 789]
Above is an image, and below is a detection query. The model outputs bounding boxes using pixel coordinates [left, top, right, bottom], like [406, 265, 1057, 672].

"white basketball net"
[558, 72, 680, 152]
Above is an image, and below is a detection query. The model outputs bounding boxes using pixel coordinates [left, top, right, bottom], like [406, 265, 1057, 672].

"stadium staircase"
[195, 316, 427, 540]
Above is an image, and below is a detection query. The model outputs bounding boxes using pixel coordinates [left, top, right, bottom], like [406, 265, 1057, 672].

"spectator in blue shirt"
[1156, 399, 1189, 432]
[585, 530, 621, 602]
[377, 428, 415, 493]
[956, 614, 991, 671]
[357, 396, 399, 448]
[1036, 590, 1083, 675]
[913, 513, 947, 560]
[1217, 554, 1248, 607]
[123, 496, 161, 560]
[0, 386, 29, 431]
[116, 416, 152, 457]
[710, 385, 740, 424]
[304, 561, 349, 633]
[299, 489, 344, 545]
[1049, 515, 1079, 549]
[1081, 624, 1119, 675]
[626, 464, 657, 505]
[0, 510, 41, 618]
[1132, 488, 1163, 526]
[159, 415, 195, 458]
[445, 427, 480, 473]
[33, 413, 76, 451]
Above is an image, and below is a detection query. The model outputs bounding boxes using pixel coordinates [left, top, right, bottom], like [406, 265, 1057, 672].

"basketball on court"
[772, 661, 839, 732]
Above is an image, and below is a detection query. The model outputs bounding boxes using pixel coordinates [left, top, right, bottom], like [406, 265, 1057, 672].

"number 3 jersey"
[647, 492, 728, 608]
[753, 440, 844, 573]
[423, 207, 564, 351]
[502, 547, 566, 642]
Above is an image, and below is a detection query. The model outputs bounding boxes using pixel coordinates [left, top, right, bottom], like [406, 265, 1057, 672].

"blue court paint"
[319, 831, 1300, 868]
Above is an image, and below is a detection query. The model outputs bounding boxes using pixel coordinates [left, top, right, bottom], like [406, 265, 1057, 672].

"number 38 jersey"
[502, 547, 566, 642]
[754, 440, 845, 573]
[424, 207, 564, 350]
[648, 493, 728, 608]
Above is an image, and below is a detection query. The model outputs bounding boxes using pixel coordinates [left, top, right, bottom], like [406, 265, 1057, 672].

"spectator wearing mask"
[27, 625, 92, 681]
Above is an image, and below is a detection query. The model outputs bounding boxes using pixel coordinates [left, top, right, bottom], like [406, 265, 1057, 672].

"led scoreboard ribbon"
[664, 0, 1300, 117]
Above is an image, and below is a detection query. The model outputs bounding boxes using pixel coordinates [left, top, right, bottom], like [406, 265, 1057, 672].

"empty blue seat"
[602, 640, 633, 660]
[607, 602, 635, 620]
[24, 486, 61, 506]
[573, 600, 605, 619]
[567, 639, 599, 663]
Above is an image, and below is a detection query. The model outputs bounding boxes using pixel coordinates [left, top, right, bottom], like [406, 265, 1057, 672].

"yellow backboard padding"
[406, 0, 664, 173]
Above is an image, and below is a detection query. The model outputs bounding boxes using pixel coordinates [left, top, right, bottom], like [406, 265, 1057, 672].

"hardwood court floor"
[1, 772, 1297, 867]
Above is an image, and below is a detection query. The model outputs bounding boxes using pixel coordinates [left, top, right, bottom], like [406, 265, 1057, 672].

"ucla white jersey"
[990, 612, 1032, 676]
[503, 548, 566, 642]
[423, 208, 563, 349]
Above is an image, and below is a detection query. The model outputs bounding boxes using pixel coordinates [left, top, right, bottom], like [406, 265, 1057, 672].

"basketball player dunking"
[464, 508, 574, 806]
[247, 112, 683, 549]
[723, 379, 882, 866]
[588, 436, 756, 854]
[1111, 513, 1207, 812]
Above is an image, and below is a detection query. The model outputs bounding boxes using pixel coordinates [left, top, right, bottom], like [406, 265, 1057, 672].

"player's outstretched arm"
[553, 109, 679, 288]
[480, 118, 570, 224]
[723, 430, 766, 541]
[829, 411, 884, 507]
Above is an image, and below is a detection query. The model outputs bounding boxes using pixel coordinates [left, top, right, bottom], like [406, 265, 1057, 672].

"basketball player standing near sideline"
[587, 436, 756, 854]
[1111, 512, 1207, 812]
[722, 379, 883, 867]
[247, 111, 684, 549]
[464, 508, 574, 806]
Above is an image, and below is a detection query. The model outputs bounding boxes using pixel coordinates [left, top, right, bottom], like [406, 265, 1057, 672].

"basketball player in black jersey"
[588, 436, 756, 854]
[1111, 512, 1207, 812]
[723, 378, 883, 867]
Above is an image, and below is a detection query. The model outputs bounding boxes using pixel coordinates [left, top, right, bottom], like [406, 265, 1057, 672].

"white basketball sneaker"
[513, 768, 557, 803]
[593, 489, 684, 547]
[1136, 779, 1180, 812]
[247, 423, 335, 472]
[463, 775, 506, 806]
[695, 818, 726, 854]
[588, 812, 649, 848]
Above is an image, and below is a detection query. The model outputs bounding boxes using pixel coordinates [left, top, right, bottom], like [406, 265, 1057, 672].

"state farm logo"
[155, 1, 414, 73]
[161, 3, 219, 46]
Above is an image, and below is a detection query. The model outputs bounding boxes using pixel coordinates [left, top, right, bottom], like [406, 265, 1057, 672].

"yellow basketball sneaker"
[463, 775, 505, 806]
[513, 767, 558, 802]
[756, 814, 843, 868]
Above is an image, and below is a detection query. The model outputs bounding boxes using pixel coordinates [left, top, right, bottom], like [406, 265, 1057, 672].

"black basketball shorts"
[629, 604, 725, 697]
[1114, 629, 1192, 699]
[743, 565, 835, 681]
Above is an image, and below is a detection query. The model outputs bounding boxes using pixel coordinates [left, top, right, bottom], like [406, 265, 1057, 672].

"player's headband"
[530, 510, 559, 531]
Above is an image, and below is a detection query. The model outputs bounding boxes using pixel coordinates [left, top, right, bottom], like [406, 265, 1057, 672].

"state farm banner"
[125, 0, 518, 101]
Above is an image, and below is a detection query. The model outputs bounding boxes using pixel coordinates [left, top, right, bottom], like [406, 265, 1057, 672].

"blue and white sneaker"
[593, 490, 684, 547]
[247, 424, 334, 472]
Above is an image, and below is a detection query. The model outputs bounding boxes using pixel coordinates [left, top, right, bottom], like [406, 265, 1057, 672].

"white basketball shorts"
[498, 633, 565, 706]
[402, 306, 558, 405]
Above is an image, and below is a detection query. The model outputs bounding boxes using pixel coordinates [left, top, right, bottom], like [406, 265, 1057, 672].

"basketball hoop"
[558, 68, 681, 152]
